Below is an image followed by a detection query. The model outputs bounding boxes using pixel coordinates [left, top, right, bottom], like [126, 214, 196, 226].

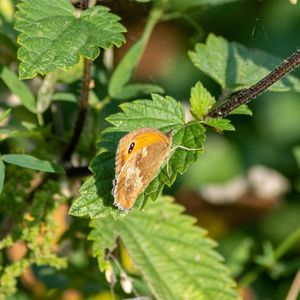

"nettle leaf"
[204, 118, 235, 131]
[15, 0, 126, 79]
[190, 81, 216, 119]
[189, 34, 300, 92]
[70, 95, 206, 218]
[229, 104, 252, 116]
[89, 197, 240, 300]
[106, 94, 185, 131]
[2, 154, 64, 173]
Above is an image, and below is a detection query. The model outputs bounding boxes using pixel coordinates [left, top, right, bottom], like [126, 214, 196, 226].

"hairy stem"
[207, 49, 300, 118]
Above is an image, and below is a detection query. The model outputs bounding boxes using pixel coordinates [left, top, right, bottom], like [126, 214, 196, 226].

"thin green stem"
[239, 227, 300, 287]
[274, 227, 300, 261]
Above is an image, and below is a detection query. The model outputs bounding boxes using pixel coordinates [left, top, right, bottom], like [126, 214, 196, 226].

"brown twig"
[62, 0, 92, 162]
[62, 58, 92, 162]
[207, 49, 300, 118]
[286, 270, 300, 300]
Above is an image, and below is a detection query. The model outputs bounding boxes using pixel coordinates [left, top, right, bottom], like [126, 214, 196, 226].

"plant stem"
[239, 227, 300, 287]
[274, 227, 300, 261]
[207, 49, 300, 118]
[62, 57, 92, 162]
[285, 270, 300, 300]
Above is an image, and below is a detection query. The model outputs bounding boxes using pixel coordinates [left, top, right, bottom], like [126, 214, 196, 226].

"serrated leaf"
[189, 34, 300, 92]
[229, 104, 252, 116]
[106, 94, 185, 132]
[89, 197, 240, 300]
[190, 81, 216, 119]
[69, 175, 124, 219]
[71, 95, 206, 218]
[0, 109, 11, 125]
[0, 159, 5, 194]
[169, 0, 239, 11]
[0, 65, 36, 113]
[15, 0, 126, 79]
[2, 154, 64, 173]
[204, 118, 235, 131]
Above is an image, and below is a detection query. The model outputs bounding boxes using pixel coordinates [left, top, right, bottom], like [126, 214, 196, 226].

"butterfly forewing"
[113, 128, 172, 211]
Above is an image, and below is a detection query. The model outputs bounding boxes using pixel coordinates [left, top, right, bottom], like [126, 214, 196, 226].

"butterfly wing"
[113, 129, 172, 211]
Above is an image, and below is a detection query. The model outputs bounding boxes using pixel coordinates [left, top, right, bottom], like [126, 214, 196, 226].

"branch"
[207, 49, 300, 118]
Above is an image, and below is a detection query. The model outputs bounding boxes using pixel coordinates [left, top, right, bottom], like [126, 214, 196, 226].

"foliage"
[0, 0, 299, 299]
[15, 0, 126, 79]
[189, 33, 300, 92]
[89, 197, 239, 300]
[70, 94, 206, 218]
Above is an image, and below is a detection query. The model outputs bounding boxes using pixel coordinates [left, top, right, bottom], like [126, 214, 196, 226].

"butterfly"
[112, 128, 172, 211]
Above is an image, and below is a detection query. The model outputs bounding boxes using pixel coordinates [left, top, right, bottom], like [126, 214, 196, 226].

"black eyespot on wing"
[128, 142, 135, 154]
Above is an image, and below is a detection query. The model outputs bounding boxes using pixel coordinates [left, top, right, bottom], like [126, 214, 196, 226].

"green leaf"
[0, 159, 5, 194]
[227, 238, 254, 277]
[190, 81, 216, 119]
[89, 197, 240, 300]
[116, 83, 164, 99]
[229, 104, 252, 116]
[108, 9, 163, 99]
[204, 118, 235, 131]
[189, 34, 300, 92]
[0, 65, 36, 113]
[0, 109, 11, 125]
[52, 93, 78, 103]
[169, 0, 239, 11]
[70, 95, 206, 218]
[106, 94, 185, 132]
[2, 154, 64, 173]
[15, 0, 126, 79]
[109, 39, 144, 98]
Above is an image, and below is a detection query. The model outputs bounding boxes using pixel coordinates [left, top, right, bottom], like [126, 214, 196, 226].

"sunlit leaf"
[190, 81, 216, 119]
[204, 118, 235, 131]
[2, 154, 64, 173]
[89, 197, 240, 300]
[229, 104, 252, 116]
[15, 0, 126, 79]
[189, 34, 300, 92]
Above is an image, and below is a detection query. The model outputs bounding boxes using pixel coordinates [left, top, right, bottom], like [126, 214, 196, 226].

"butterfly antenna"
[172, 145, 204, 152]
